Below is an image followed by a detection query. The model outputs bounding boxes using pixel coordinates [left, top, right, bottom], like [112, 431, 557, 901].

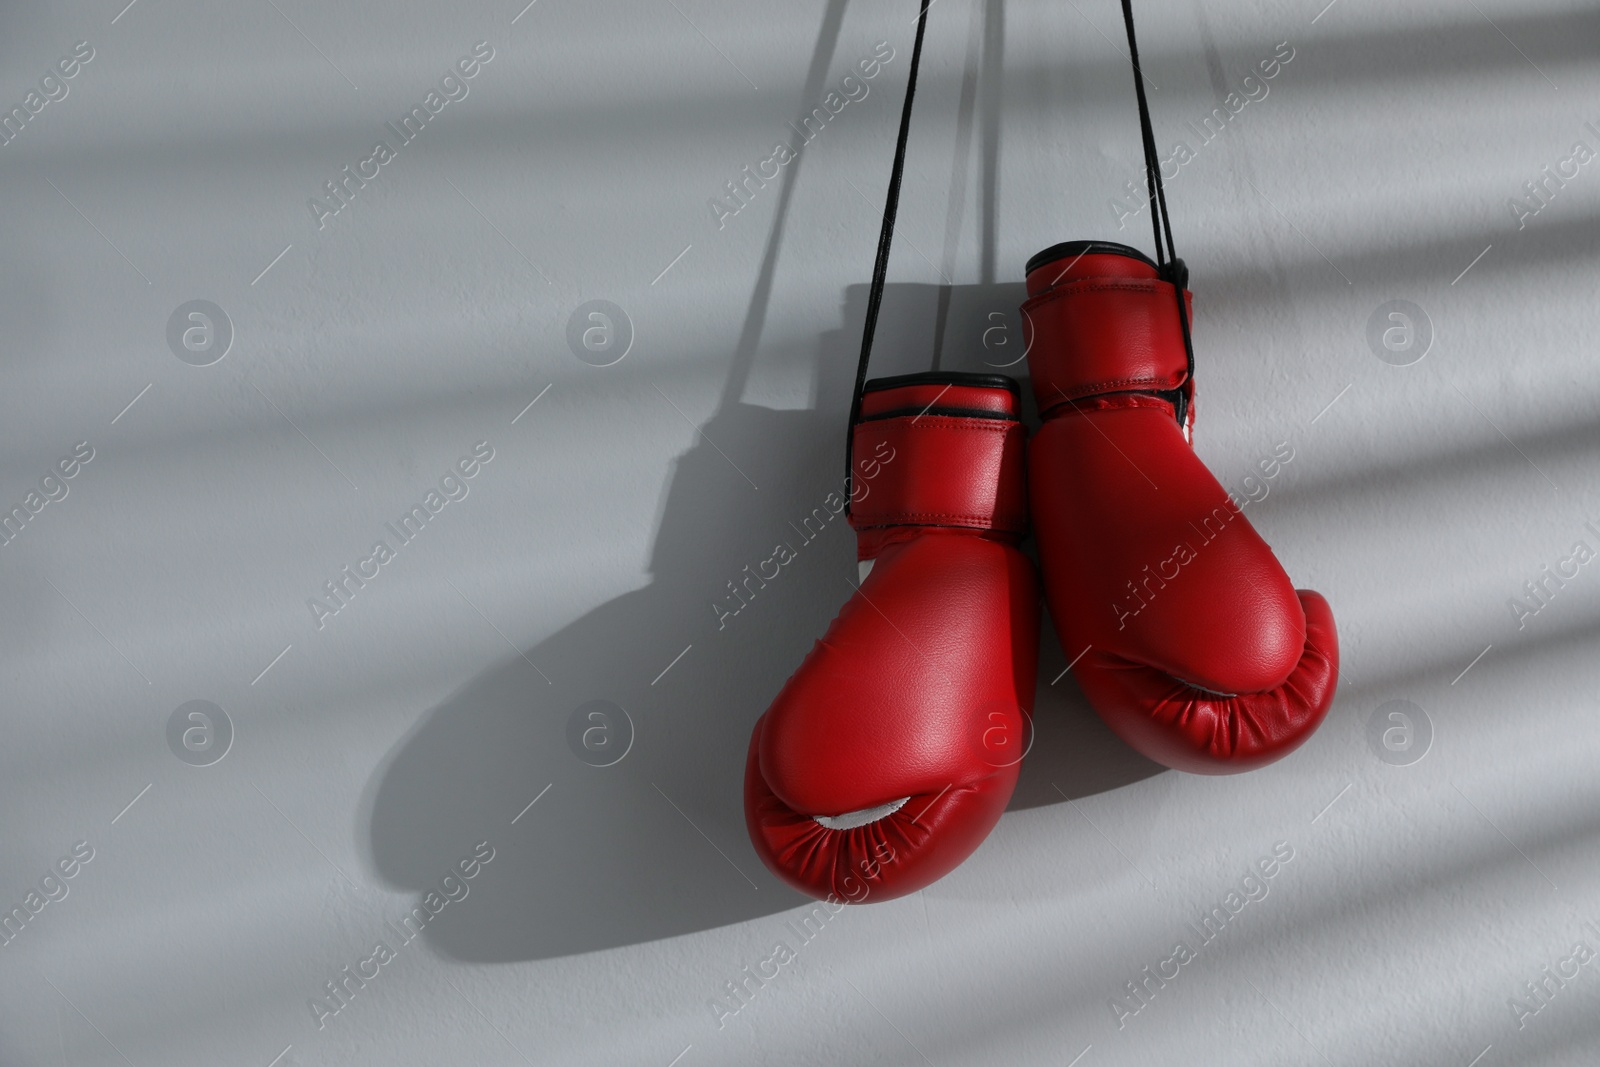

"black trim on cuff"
[856, 405, 1021, 424]
[1025, 240, 1159, 277]
[861, 371, 1021, 396]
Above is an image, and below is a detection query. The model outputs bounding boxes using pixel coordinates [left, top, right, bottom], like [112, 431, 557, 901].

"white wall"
[2, 0, 1598, 1064]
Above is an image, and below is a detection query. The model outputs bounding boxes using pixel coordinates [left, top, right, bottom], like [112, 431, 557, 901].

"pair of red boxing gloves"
[744, 240, 1340, 902]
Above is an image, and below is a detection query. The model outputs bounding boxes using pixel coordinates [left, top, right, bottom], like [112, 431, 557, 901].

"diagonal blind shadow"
[362, 0, 1168, 959]
[359, 277, 1174, 962]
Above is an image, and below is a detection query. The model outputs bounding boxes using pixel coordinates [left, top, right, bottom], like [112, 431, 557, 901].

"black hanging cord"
[1119, 0, 1174, 269]
[846, 0, 934, 491]
[1118, 0, 1195, 425]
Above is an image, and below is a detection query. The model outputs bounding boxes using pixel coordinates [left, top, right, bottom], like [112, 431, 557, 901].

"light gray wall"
[2, 0, 1598, 1064]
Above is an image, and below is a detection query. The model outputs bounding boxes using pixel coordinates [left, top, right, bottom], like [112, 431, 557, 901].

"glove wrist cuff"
[1021, 242, 1192, 416]
[848, 373, 1026, 545]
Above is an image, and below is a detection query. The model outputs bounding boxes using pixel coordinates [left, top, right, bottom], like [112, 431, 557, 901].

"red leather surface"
[1024, 248, 1338, 773]
[849, 415, 1026, 537]
[746, 533, 1038, 901]
[745, 380, 1039, 901]
[1027, 252, 1159, 296]
[1022, 253, 1192, 413]
[1073, 592, 1337, 774]
[859, 382, 1017, 418]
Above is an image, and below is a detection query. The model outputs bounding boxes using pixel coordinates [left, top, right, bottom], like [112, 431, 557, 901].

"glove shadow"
[1007, 606, 1168, 812]
[361, 399, 847, 961]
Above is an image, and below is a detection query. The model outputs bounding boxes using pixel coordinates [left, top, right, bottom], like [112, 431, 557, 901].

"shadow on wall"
[359, 277, 1163, 963]
[352, 0, 1600, 969]
[361, 0, 1163, 964]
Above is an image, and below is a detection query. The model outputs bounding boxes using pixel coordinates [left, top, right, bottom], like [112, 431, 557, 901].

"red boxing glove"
[1021, 241, 1337, 773]
[745, 373, 1039, 902]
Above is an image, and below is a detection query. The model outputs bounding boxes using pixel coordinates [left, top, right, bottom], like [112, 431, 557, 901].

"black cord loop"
[845, 0, 1195, 470]
[845, 0, 934, 493]
[1118, 0, 1195, 426]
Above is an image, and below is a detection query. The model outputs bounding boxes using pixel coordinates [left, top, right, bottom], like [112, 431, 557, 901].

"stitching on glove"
[864, 416, 1017, 433]
[1043, 375, 1182, 397]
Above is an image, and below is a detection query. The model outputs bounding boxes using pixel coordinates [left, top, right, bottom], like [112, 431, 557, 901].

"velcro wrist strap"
[1022, 277, 1192, 413]
[848, 413, 1026, 534]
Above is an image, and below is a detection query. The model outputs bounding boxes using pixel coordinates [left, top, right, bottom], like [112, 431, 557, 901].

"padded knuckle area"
[745, 751, 1018, 902]
[1074, 590, 1338, 774]
[1148, 595, 1306, 695]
